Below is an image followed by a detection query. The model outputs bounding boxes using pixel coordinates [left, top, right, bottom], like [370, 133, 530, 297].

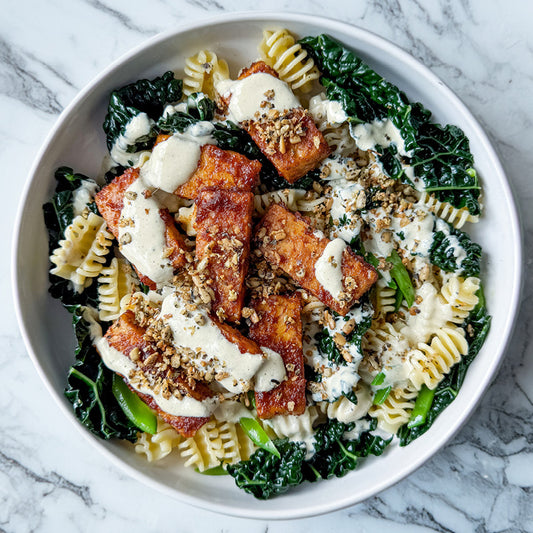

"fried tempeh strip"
[176, 145, 261, 199]
[255, 204, 378, 315]
[236, 61, 330, 183]
[103, 311, 211, 437]
[249, 294, 306, 419]
[194, 189, 253, 322]
[94, 167, 187, 289]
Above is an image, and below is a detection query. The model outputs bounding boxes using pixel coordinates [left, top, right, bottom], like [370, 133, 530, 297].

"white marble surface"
[3, 1, 533, 531]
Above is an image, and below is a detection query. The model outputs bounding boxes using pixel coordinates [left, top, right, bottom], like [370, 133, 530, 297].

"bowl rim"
[12, 11, 523, 520]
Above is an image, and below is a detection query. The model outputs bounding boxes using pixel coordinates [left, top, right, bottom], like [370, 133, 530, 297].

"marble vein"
[0, 38, 63, 115]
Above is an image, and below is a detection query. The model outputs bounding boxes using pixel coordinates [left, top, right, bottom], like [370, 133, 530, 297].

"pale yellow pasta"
[183, 50, 229, 99]
[374, 279, 397, 317]
[50, 212, 114, 293]
[134, 420, 182, 462]
[418, 191, 479, 228]
[215, 420, 257, 464]
[408, 326, 469, 391]
[178, 419, 224, 471]
[97, 256, 138, 321]
[319, 384, 372, 424]
[259, 29, 320, 92]
[263, 406, 320, 442]
[253, 189, 306, 216]
[369, 384, 418, 433]
[439, 276, 480, 324]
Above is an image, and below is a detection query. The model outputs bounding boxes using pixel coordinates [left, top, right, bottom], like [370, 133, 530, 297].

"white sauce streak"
[118, 178, 174, 285]
[72, 180, 99, 217]
[315, 238, 347, 300]
[85, 309, 217, 418]
[350, 118, 411, 157]
[308, 95, 348, 125]
[161, 293, 286, 394]
[110, 113, 153, 167]
[217, 73, 301, 123]
[140, 122, 215, 193]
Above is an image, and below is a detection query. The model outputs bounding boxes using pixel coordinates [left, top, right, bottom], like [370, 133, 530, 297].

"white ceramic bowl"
[13, 12, 522, 520]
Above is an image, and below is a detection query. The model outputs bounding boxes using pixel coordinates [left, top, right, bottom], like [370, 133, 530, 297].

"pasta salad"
[44, 28, 490, 499]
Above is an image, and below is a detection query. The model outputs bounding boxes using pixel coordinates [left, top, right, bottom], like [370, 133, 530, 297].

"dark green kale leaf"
[43, 167, 102, 308]
[412, 123, 480, 215]
[185, 92, 216, 120]
[226, 439, 306, 499]
[227, 418, 391, 499]
[429, 221, 482, 278]
[300, 34, 481, 215]
[398, 287, 491, 446]
[64, 306, 138, 442]
[303, 418, 391, 481]
[103, 71, 182, 152]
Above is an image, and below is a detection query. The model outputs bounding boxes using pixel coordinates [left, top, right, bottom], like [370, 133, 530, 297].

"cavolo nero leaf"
[227, 418, 391, 499]
[64, 306, 138, 442]
[103, 71, 182, 152]
[227, 439, 306, 499]
[300, 34, 481, 215]
[397, 286, 491, 445]
[429, 221, 482, 278]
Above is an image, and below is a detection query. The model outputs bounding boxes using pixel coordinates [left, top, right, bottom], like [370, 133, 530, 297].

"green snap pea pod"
[407, 385, 436, 428]
[387, 250, 415, 308]
[196, 465, 228, 475]
[239, 417, 280, 458]
[371, 372, 385, 386]
[372, 386, 392, 406]
[112, 373, 157, 434]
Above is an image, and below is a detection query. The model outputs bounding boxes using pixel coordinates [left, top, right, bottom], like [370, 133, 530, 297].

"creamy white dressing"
[400, 282, 454, 345]
[262, 409, 319, 459]
[342, 418, 373, 441]
[350, 118, 411, 157]
[217, 73, 301, 123]
[118, 178, 174, 285]
[308, 94, 348, 126]
[85, 308, 218, 418]
[315, 238, 347, 300]
[161, 293, 286, 394]
[110, 113, 153, 167]
[213, 400, 254, 423]
[140, 122, 215, 193]
[72, 180, 99, 217]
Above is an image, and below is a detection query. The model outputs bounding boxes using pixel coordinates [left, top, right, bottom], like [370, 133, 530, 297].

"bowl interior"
[13, 13, 522, 519]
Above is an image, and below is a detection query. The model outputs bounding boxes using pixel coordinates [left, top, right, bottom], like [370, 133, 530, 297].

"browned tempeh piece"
[176, 144, 261, 199]
[249, 294, 306, 419]
[194, 189, 253, 322]
[94, 168, 187, 289]
[103, 311, 212, 437]
[236, 61, 330, 183]
[255, 204, 378, 315]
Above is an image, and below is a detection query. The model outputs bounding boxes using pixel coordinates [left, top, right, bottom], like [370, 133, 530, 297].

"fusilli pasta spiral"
[259, 29, 320, 92]
[418, 192, 479, 229]
[408, 326, 469, 390]
[369, 384, 418, 433]
[183, 50, 229, 99]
